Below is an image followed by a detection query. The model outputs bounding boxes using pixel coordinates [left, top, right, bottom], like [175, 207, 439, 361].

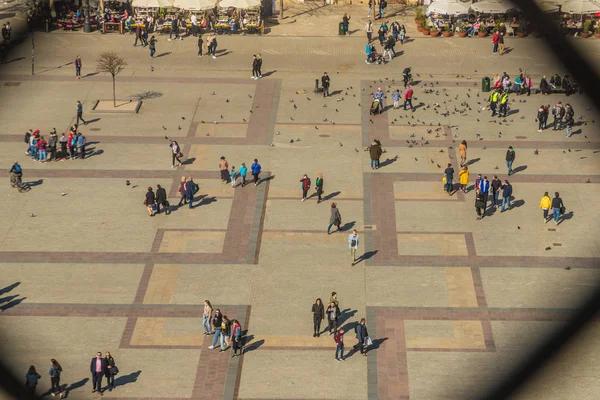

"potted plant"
[421, 19, 430, 35]
[581, 20, 593, 38]
[477, 24, 487, 37]
[430, 28, 439, 37]
[442, 24, 452, 37]
[456, 22, 467, 37]
[595, 25, 600, 38]
[415, 7, 423, 25]
[417, 16, 424, 32]
[517, 21, 528, 37]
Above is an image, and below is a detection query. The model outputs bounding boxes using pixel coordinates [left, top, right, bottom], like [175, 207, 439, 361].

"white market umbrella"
[132, 0, 174, 7]
[471, 0, 517, 13]
[174, 0, 215, 10]
[427, 0, 470, 15]
[537, 1, 560, 12]
[561, 0, 600, 13]
[218, 0, 260, 8]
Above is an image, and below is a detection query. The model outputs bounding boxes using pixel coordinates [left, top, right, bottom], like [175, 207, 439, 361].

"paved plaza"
[1, 5, 600, 399]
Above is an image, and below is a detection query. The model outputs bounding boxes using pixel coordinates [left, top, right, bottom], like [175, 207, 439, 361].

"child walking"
[239, 163, 247, 187]
[230, 166, 237, 188]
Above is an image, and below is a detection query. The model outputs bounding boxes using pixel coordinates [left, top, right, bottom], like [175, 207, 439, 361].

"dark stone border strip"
[0, 74, 254, 85]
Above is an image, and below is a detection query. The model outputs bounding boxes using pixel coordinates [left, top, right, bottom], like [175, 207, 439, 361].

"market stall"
[132, 0, 174, 32]
[217, 0, 262, 34]
[470, 0, 517, 14]
[173, 0, 215, 33]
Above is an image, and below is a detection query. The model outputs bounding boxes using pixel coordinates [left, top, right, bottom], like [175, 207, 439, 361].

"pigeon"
[30, 213, 36, 217]
[534, 149, 539, 155]
[150, 66, 154, 72]
[339, 142, 343, 147]
[220, 115, 224, 119]
[181, 117, 185, 120]
[315, 126, 319, 130]
[178, 126, 182, 130]
[162, 126, 167, 130]
[248, 94, 253, 98]
[206, 133, 210, 136]
[355, 148, 360, 153]
[293, 104, 297, 109]
[307, 97, 311, 100]
[437, 164, 441, 168]
[226, 99, 230, 103]
[545, 247, 552, 251]
[565, 266, 571, 270]
[494, 166, 499, 170]
[126, 180, 130, 186]
[243, 118, 247, 122]
[518, 226, 521, 230]
[201, 120, 205, 123]
[414, 157, 418, 161]
[290, 139, 294, 143]
[211, 91, 216, 95]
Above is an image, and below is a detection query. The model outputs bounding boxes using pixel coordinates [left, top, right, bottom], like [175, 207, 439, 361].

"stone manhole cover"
[89, 128, 101, 131]
[319, 134, 330, 138]
[515, 136, 527, 139]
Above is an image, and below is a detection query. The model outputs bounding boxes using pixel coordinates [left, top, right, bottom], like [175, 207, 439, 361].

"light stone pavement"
[1, 7, 600, 399]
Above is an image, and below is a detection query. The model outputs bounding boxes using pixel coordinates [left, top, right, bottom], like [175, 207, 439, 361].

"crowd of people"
[202, 301, 244, 355]
[24, 124, 87, 163]
[364, 20, 405, 64]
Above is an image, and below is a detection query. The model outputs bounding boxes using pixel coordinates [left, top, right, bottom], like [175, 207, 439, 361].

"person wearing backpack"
[300, 174, 311, 201]
[77, 132, 87, 159]
[185, 176, 198, 209]
[564, 104, 574, 137]
[25, 365, 41, 394]
[37, 135, 48, 163]
[354, 318, 369, 355]
[24, 129, 32, 155]
[537, 105, 545, 132]
[552, 101, 563, 130]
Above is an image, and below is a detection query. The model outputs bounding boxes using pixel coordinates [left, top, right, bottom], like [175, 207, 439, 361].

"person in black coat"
[145, 187, 156, 217]
[540, 75, 551, 95]
[326, 301, 340, 335]
[355, 318, 369, 355]
[104, 352, 117, 391]
[90, 352, 107, 394]
[185, 177, 197, 209]
[155, 184, 169, 215]
[251, 55, 260, 80]
[311, 298, 325, 337]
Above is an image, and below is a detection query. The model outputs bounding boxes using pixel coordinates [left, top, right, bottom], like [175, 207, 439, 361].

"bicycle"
[10, 173, 30, 193]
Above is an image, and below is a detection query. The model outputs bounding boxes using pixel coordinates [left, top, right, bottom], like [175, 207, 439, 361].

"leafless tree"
[96, 52, 127, 107]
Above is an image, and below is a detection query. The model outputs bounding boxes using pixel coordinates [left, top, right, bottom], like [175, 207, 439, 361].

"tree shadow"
[243, 339, 264, 353]
[511, 165, 527, 174]
[114, 370, 142, 388]
[0, 282, 20, 296]
[353, 250, 378, 266]
[154, 52, 171, 58]
[466, 157, 480, 166]
[339, 221, 356, 232]
[131, 91, 163, 100]
[261, 70, 277, 77]
[181, 157, 196, 166]
[322, 191, 341, 201]
[0, 296, 26, 311]
[26, 179, 43, 187]
[379, 156, 398, 168]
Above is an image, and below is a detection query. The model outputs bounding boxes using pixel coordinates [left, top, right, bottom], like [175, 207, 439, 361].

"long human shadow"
[0, 296, 26, 311]
[114, 370, 142, 388]
[0, 282, 20, 296]
[353, 250, 379, 266]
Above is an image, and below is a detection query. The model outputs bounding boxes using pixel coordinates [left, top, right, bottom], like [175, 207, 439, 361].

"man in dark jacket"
[48, 129, 58, 161]
[170, 18, 179, 40]
[491, 175, 502, 208]
[252, 55, 260, 80]
[444, 163, 454, 195]
[326, 301, 340, 335]
[321, 72, 330, 97]
[369, 140, 382, 170]
[90, 352, 107, 394]
[185, 177, 197, 209]
[501, 180, 512, 212]
[155, 184, 169, 215]
[134, 24, 142, 46]
[551, 192, 565, 225]
[354, 318, 369, 355]
[505, 146, 515, 175]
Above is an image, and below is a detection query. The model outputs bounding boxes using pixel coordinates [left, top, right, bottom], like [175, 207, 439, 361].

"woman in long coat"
[459, 140, 467, 167]
[327, 202, 342, 234]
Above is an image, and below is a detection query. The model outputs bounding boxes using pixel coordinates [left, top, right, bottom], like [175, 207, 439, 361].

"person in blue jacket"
[251, 159, 261, 186]
[239, 163, 248, 187]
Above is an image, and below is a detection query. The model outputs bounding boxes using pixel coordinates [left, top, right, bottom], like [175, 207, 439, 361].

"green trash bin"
[482, 77, 491, 92]
[339, 22, 345, 36]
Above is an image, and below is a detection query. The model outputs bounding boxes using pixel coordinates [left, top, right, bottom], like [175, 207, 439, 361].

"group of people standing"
[25, 124, 87, 163]
[536, 101, 575, 136]
[311, 293, 370, 361]
[364, 20, 405, 64]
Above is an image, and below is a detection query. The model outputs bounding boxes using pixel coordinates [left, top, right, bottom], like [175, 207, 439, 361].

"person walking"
[459, 140, 468, 166]
[321, 72, 331, 97]
[505, 146, 515, 175]
[76, 101, 87, 125]
[315, 172, 324, 203]
[134, 24, 142, 46]
[537, 105, 545, 132]
[104, 352, 117, 392]
[25, 366, 41, 394]
[74, 55, 82, 79]
[475, 188, 486, 220]
[354, 318, 369, 355]
[37, 135, 47, 163]
[145, 187, 156, 217]
[379, 0, 387, 19]
[348, 229, 360, 265]
[251, 54, 260, 79]
[49, 359, 64, 398]
[155, 184, 169, 215]
[403, 85, 414, 111]
[565, 104, 574, 137]
[312, 298, 325, 337]
[540, 191, 552, 223]
[365, 19, 373, 42]
[191, 13, 198, 36]
[219, 316, 231, 352]
[444, 163, 454, 195]
[185, 177, 197, 209]
[489, 89, 499, 117]
[251, 159, 261, 185]
[300, 174, 311, 201]
[392, 89, 401, 109]
[90, 352, 107, 395]
[210, 34, 217, 59]
[552, 101, 563, 130]
[208, 309, 223, 350]
[177, 176, 187, 207]
[367, 0, 373, 18]
[219, 156, 229, 183]
[479, 176, 490, 210]
[492, 31, 499, 54]
[169, 17, 179, 41]
[230, 166, 237, 188]
[230, 319, 243, 357]
[334, 328, 345, 361]
[239, 163, 248, 187]
[197, 34, 203, 57]
[491, 175, 502, 208]
[326, 301, 340, 335]
[256, 54, 263, 77]
[501, 180, 513, 212]
[399, 24, 406, 45]
[551, 192, 565, 225]
[459, 165, 469, 193]
[141, 28, 149, 46]
[169, 139, 183, 168]
[498, 32, 505, 55]
[369, 140, 382, 169]
[328, 202, 342, 234]
[542, 104, 550, 130]
[202, 300, 214, 335]
[149, 36, 157, 57]
[498, 90, 509, 117]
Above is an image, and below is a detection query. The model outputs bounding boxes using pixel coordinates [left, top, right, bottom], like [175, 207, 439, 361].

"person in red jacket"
[300, 174, 311, 201]
[403, 85, 414, 111]
[492, 31, 499, 54]
[334, 328, 345, 361]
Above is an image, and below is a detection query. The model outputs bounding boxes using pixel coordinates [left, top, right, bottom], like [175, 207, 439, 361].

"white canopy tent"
[561, 0, 600, 13]
[218, 0, 260, 8]
[426, 0, 470, 15]
[173, 0, 215, 10]
[471, 0, 517, 13]
[132, 0, 174, 7]
[536, 1, 560, 12]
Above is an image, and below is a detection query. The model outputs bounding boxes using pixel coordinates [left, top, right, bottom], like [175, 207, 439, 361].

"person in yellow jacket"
[540, 191, 552, 223]
[459, 165, 469, 193]
[489, 90, 499, 117]
[498, 90, 509, 117]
